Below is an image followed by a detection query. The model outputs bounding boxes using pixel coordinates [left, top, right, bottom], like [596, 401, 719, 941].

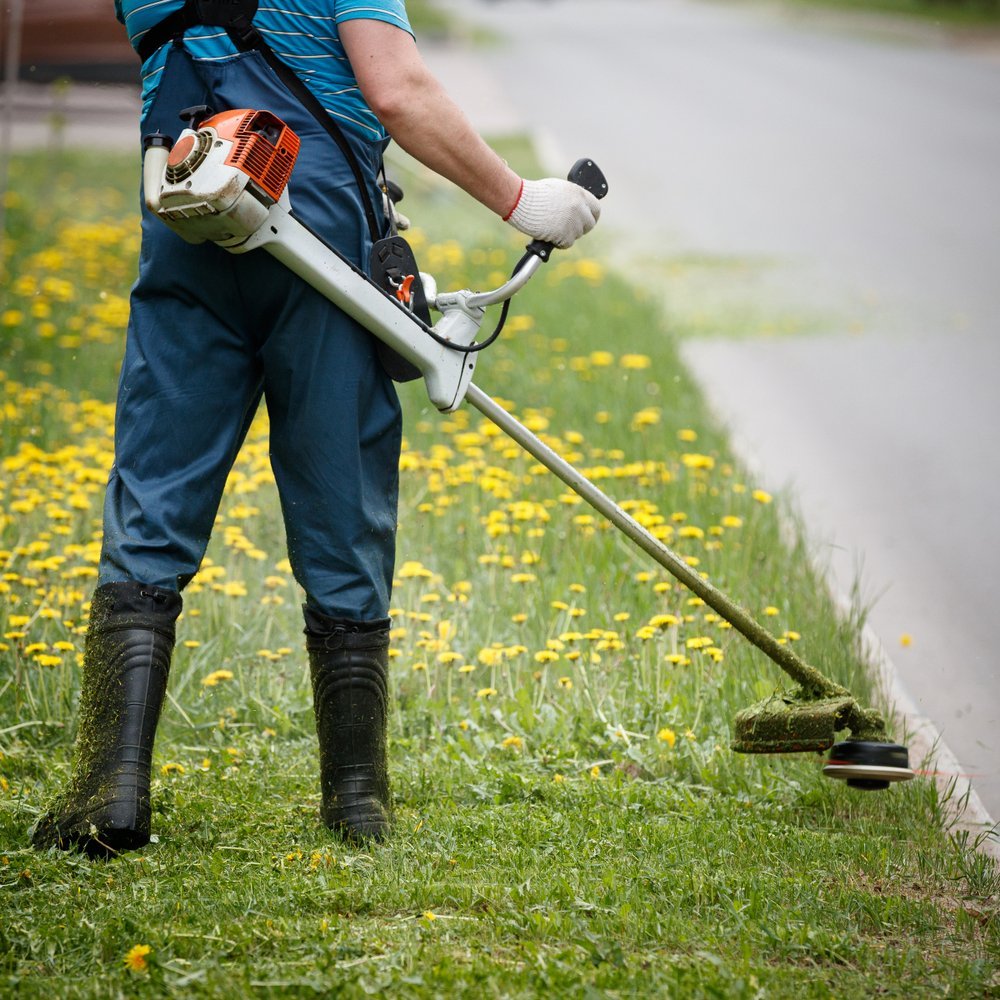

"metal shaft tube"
[464, 382, 847, 697]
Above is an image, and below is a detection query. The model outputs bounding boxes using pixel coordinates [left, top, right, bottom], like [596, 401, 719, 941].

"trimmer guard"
[731, 693, 863, 754]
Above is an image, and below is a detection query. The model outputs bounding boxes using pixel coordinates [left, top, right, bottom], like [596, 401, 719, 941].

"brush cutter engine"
[145, 108, 300, 246]
[143, 109, 913, 790]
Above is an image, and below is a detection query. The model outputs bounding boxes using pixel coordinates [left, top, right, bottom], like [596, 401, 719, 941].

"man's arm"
[339, 18, 599, 247]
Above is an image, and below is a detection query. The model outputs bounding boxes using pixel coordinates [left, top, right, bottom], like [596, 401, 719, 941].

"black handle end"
[567, 158, 608, 201]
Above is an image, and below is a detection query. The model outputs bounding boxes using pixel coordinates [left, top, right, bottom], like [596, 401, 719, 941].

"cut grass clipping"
[1, 147, 998, 997]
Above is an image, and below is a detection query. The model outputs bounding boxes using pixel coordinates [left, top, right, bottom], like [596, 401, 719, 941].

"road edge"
[681, 350, 1000, 864]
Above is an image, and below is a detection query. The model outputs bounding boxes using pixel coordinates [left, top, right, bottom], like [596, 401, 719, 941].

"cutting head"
[822, 740, 914, 790]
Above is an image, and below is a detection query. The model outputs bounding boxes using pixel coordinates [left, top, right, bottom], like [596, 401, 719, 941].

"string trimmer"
[142, 107, 913, 790]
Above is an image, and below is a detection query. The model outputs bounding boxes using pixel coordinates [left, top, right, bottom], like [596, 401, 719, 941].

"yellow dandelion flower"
[681, 453, 715, 471]
[899, 633, 913, 647]
[476, 687, 498, 699]
[553, 773, 565, 783]
[752, 489, 773, 504]
[685, 636, 713, 650]
[589, 764, 601, 779]
[649, 614, 679, 629]
[501, 735, 523, 750]
[677, 428, 698, 442]
[763, 606, 780, 617]
[657, 728, 677, 748]
[557, 676, 573, 689]
[620, 353, 652, 370]
[398, 560, 434, 579]
[201, 669, 234, 687]
[630, 407, 661, 429]
[160, 762, 185, 776]
[123, 944, 151, 973]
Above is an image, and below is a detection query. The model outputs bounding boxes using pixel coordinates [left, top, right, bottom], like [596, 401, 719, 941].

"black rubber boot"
[31, 582, 182, 858]
[305, 608, 392, 844]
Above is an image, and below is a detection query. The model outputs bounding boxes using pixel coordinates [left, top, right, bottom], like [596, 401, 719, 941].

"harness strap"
[135, 0, 382, 244]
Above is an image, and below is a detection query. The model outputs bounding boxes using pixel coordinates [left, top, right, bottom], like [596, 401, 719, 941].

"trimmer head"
[822, 740, 914, 790]
[731, 691, 914, 791]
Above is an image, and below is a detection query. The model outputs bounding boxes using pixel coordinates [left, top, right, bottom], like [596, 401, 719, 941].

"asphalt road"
[435, 0, 1000, 817]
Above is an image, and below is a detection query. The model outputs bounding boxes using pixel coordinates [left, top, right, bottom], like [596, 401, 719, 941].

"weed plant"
[0, 150, 997, 997]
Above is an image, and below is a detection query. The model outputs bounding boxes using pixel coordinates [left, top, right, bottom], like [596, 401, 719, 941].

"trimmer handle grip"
[527, 158, 608, 262]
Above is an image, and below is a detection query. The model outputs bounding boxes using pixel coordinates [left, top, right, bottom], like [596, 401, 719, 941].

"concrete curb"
[850, 596, 1000, 863]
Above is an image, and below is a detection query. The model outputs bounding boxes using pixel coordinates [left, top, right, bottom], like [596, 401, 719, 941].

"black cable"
[425, 249, 534, 355]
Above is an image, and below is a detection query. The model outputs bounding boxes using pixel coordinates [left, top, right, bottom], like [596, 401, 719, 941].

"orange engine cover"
[202, 109, 301, 202]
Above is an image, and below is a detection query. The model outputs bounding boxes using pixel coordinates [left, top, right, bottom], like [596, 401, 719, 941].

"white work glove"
[504, 178, 601, 249]
[383, 191, 410, 231]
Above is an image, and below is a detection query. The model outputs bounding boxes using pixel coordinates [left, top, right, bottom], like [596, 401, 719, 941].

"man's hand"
[504, 178, 602, 249]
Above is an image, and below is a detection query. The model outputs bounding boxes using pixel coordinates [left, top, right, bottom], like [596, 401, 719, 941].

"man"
[32, 0, 600, 856]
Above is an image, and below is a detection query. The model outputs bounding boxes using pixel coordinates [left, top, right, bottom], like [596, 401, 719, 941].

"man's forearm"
[378, 72, 522, 218]
[340, 20, 521, 217]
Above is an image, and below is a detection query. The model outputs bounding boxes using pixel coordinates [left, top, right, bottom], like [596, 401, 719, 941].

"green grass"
[1, 147, 998, 997]
[778, 0, 1000, 25]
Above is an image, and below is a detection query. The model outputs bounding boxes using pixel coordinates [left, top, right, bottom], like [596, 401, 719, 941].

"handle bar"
[432, 158, 608, 312]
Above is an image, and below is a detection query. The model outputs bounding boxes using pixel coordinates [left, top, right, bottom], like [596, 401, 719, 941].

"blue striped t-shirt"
[115, 1, 413, 141]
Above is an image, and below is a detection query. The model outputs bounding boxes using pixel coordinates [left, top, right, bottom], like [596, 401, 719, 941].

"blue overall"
[98, 42, 402, 622]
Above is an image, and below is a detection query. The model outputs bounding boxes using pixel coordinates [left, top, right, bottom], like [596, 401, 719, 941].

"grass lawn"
[778, 0, 1000, 25]
[0, 141, 997, 997]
